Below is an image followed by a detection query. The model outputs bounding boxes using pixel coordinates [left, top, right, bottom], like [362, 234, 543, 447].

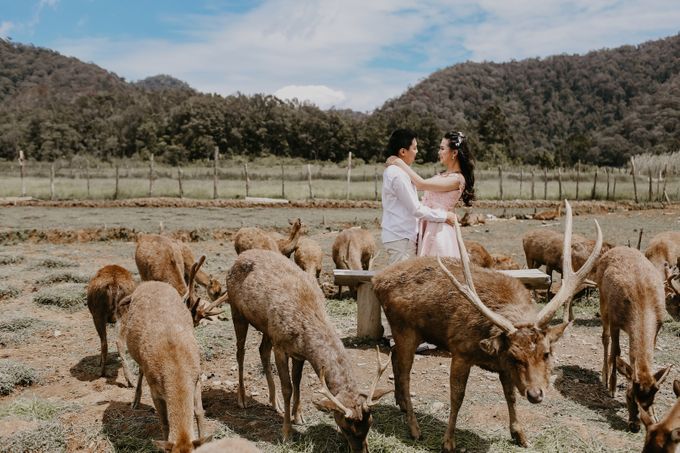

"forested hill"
[378, 33, 680, 166]
[1, 34, 679, 167]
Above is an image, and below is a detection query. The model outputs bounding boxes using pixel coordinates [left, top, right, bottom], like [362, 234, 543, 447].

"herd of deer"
[84, 201, 680, 452]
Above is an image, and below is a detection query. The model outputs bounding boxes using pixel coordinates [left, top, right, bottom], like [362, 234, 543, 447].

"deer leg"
[600, 306, 610, 386]
[151, 392, 169, 440]
[194, 379, 207, 439]
[232, 310, 250, 409]
[259, 335, 282, 413]
[545, 265, 554, 301]
[442, 355, 471, 453]
[132, 370, 144, 409]
[274, 350, 293, 441]
[291, 358, 305, 424]
[499, 371, 528, 447]
[115, 323, 134, 387]
[608, 328, 621, 398]
[93, 313, 108, 376]
[392, 329, 421, 439]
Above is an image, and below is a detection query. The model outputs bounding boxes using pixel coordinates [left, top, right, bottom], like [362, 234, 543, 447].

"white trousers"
[383, 238, 416, 265]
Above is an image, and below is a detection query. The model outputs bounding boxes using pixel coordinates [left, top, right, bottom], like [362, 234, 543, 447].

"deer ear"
[313, 397, 337, 413]
[152, 440, 173, 451]
[616, 357, 633, 380]
[638, 404, 654, 429]
[480, 334, 503, 356]
[654, 366, 672, 387]
[673, 379, 680, 398]
[546, 321, 571, 343]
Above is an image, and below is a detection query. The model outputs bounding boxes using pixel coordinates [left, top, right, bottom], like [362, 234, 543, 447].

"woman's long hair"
[445, 131, 475, 206]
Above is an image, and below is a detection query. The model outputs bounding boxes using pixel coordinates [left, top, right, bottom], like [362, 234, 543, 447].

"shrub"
[0, 360, 38, 395]
[35, 258, 78, 269]
[33, 283, 86, 311]
[0, 421, 67, 453]
[0, 317, 51, 347]
[35, 272, 90, 285]
[0, 284, 20, 300]
[0, 397, 77, 421]
[0, 254, 23, 265]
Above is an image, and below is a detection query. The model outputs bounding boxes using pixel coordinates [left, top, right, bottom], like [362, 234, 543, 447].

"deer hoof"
[293, 412, 305, 425]
[512, 430, 528, 447]
[408, 424, 422, 440]
[441, 439, 455, 453]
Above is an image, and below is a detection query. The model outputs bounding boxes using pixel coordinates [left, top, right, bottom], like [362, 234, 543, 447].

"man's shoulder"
[384, 165, 407, 179]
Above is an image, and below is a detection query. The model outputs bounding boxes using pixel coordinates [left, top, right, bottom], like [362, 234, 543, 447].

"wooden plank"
[333, 269, 376, 286]
[356, 283, 383, 339]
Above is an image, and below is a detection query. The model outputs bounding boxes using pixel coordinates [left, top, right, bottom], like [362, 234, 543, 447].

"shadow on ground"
[70, 353, 130, 388]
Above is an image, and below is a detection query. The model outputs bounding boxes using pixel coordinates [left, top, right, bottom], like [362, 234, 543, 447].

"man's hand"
[445, 212, 458, 226]
[385, 155, 399, 167]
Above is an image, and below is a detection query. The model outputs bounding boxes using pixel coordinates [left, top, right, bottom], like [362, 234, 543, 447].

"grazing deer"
[86, 264, 136, 385]
[293, 237, 324, 281]
[332, 227, 377, 297]
[639, 379, 680, 453]
[644, 231, 680, 278]
[116, 261, 228, 452]
[234, 218, 304, 257]
[596, 246, 672, 432]
[372, 201, 602, 452]
[226, 249, 391, 452]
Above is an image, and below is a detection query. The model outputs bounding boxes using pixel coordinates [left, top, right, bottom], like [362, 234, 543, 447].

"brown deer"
[665, 260, 680, 319]
[532, 204, 562, 221]
[596, 246, 672, 432]
[332, 227, 377, 297]
[466, 241, 521, 270]
[194, 437, 261, 452]
[460, 211, 486, 226]
[372, 201, 602, 452]
[86, 264, 136, 385]
[135, 234, 223, 302]
[226, 249, 391, 452]
[293, 237, 324, 281]
[233, 218, 304, 257]
[639, 379, 680, 453]
[645, 231, 680, 277]
[116, 262, 228, 453]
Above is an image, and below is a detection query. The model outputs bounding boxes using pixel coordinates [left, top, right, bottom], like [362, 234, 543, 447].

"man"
[381, 128, 456, 264]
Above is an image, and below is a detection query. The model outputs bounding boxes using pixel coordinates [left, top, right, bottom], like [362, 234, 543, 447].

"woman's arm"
[387, 157, 461, 192]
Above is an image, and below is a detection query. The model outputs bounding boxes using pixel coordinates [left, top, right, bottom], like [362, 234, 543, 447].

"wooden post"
[374, 166, 378, 201]
[519, 168, 524, 197]
[648, 171, 653, 202]
[575, 161, 580, 200]
[356, 283, 383, 339]
[50, 163, 55, 200]
[177, 167, 184, 199]
[661, 164, 669, 202]
[531, 169, 535, 200]
[85, 159, 91, 199]
[591, 167, 598, 199]
[543, 167, 548, 200]
[244, 162, 250, 198]
[606, 168, 610, 200]
[656, 168, 662, 201]
[637, 228, 644, 250]
[281, 163, 285, 198]
[558, 168, 562, 200]
[346, 151, 352, 200]
[307, 164, 313, 199]
[18, 150, 26, 197]
[498, 166, 503, 200]
[631, 156, 638, 203]
[213, 146, 219, 199]
[114, 164, 119, 200]
[612, 175, 617, 199]
[148, 153, 154, 197]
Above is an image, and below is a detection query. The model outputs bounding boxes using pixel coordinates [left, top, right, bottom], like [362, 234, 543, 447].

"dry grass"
[0, 360, 38, 395]
[32, 283, 86, 311]
[0, 317, 52, 346]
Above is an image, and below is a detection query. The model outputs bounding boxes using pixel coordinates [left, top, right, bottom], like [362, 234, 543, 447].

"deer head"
[183, 256, 228, 326]
[616, 357, 672, 432]
[153, 435, 211, 453]
[639, 379, 680, 453]
[313, 347, 392, 452]
[438, 200, 602, 405]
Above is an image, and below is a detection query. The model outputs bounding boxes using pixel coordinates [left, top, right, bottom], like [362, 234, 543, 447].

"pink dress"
[417, 173, 465, 258]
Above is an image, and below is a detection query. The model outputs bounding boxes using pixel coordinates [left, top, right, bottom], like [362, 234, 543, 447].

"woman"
[387, 131, 475, 258]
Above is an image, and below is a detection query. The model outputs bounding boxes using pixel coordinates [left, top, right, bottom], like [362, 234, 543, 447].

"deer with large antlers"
[640, 379, 680, 453]
[226, 249, 391, 452]
[372, 200, 602, 452]
[596, 246, 672, 432]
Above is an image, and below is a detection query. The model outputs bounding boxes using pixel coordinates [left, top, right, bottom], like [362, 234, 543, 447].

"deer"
[645, 231, 680, 277]
[194, 437, 261, 452]
[639, 379, 680, 453]
[135, 233, 223, 302]
[596, 246, 672, 432]
[372, 200, 602, 452]
[665, 260, 680, 319]
[116, 260, 228, 453]
[226, 249, 391, 452]
[233, 218, 304, 257]
[332, 227, 377, 297]
[86, 264, 136, 386]
[293, 237, 324, 281]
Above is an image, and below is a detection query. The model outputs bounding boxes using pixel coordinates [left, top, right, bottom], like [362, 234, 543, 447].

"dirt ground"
[0, 202, 679, 452]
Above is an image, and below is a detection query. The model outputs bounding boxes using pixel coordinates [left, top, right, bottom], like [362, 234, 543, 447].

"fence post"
[177, 167, 184, 199]
[244, 162, 250, 198]
[346, 152, 352, 200]
[114, 164, 119, 200]
[50, 162, 56, 200]
[18, 150, 26, 197]
[656, 168, 662, 201]
[307, 164, 313, 199]
[498, 166, 503, 200]
[281, 163, 285, 199]
[606, 168, 610, 200]
[531, 170, 535, 200]
[374, 166, 378, 201]
[630, 156, 638, 203]
[591, 167, 598, 199]
[148, 153, 155, 197]
[558, 168, 562, 200]
[612, 175, 617, 199]
[213, 146, 219, 199]
[648, 171, 653, 202]
[85, 159, 91, 199]
[519, 168, 523, 197]
[543, 167, 548, 200]
[575, 161, 580, 200]
[661, 164, 668, 202]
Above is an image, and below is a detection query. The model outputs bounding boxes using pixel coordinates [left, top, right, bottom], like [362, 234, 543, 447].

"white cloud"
[0, 21, 14, 39]
[274, 85, 346, 109]
[49, 0, 680, 111]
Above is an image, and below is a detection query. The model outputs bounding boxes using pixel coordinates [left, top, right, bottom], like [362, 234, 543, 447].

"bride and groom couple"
[381, 128, 476, 265]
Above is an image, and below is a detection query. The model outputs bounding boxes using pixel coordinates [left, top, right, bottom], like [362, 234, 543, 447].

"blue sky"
[1, 0, 679, 111]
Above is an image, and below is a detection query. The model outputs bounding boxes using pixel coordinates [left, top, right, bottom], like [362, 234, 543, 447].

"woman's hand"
[385, 156, 400, 167]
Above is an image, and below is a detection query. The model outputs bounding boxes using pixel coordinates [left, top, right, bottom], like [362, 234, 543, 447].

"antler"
[183, 255, 206, 310]
[316, 367, 353, 418]
[437, 216, 517, 334]
[665, 262, 680, 296]
[365, 346, 391, 407]
[536, 200, 602, 327]
[195, 290, 229, 323]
